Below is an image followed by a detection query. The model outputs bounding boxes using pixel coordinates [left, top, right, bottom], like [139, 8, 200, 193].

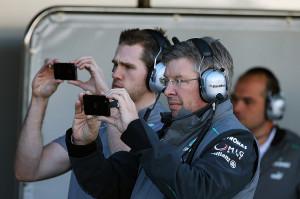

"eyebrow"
[164, 75, 184, 78]
[111, 59, 135, 68]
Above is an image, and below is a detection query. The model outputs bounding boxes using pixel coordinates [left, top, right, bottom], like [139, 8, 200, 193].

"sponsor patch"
[270, 171, 284, 180]
[214, 143, 228, 151]
[214, 143, 245, 160]
[211, 151, 237, 168]
[273, 159, 291, 169]
[226, 136, 248, 150]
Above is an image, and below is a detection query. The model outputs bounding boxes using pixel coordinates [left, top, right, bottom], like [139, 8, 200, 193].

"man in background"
[232, 66, 300, 199]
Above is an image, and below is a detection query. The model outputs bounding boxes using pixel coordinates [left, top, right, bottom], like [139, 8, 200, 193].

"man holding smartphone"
[15, 28, 169, 199]
[66, 38, 259, 199]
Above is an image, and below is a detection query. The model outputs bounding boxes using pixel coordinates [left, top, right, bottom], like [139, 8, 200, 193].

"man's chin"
[170, 109, 180, 117]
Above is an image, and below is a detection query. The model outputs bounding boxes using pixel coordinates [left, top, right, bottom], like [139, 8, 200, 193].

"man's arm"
[15, 61, 70, 181]
[106, 124, 131, 154]
[66, 128, 139, 199]
[67, 91, 141, 198]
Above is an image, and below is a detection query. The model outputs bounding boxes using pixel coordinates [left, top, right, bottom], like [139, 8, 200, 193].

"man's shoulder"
[272, 127, 300, 158]
[213, 112, 249, 134]
[146, 101, 167, 131]
[152, 101, 168, 112]
[207, 127, 257, 154]
[278, 127, 300, 143]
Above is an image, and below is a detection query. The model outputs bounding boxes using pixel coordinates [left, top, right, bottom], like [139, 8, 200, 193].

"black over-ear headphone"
[189, 37, 228, 103]
[145, 29, 171, 93]
[262, 68, 286, 120]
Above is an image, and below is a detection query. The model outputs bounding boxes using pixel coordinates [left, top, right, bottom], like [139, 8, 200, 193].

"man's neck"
[135, 92, 157, 111]
[253, 121, 274, 146]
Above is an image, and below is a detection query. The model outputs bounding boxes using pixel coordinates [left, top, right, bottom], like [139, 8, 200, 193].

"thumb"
[75, 99, 83, 115]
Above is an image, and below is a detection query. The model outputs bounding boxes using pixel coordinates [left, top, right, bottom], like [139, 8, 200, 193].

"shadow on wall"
[0, 28, 23, 199]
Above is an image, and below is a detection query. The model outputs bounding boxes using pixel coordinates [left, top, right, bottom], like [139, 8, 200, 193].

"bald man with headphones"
[232, 67, 300, 199]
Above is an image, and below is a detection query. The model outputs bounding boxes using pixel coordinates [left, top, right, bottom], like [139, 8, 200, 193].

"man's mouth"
[112, 82, 124, 88]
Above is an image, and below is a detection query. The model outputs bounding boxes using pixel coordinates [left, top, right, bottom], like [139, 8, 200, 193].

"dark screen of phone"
[53, 63, 77, 80]
[83, 95, 110, 116]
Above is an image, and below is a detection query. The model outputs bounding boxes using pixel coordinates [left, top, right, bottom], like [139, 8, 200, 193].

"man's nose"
[112, 65, 123, 79]
[164, 83, 176, 97]
[233, 99, 244, 113]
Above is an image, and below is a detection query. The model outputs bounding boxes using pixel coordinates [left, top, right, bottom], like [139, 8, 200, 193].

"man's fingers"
[74, 57, 96, 70]
[75, 99, 82, 115]
[97, 116, 115, 125]
[68, 80, 83, 87]
[74, 92, 86, 115]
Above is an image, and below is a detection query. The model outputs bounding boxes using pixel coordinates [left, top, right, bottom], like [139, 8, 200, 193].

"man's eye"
[112, 63, 117, 72]
[175, 79, 182, 84]
[244, 99, 253, 105]
[231, 94, 238, 101]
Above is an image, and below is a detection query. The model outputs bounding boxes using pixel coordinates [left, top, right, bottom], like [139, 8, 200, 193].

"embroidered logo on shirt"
[226, 136, 248, 150]
[147, 123, 155, 127]
[273, 160, 291, 169]
[214, 143, 245, 160]
[270, 171, 284, 180]
[211, 151, 237, 169]
[214, 143, 229, 151]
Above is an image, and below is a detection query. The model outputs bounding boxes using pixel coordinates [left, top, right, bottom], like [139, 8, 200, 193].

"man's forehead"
[235, 78, 266, 97]
[239, 74, 268, 88]
[165, 58, 197, 76]
[113, 44, 145, 65]
[115, 44, 143, 58]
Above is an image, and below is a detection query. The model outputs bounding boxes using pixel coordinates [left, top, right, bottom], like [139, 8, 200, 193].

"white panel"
[153, 0, 300, 10]
[0, 0, 137, 28]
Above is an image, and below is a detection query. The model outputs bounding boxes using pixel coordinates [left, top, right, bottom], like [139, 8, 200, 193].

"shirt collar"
[259, 127, 276, 159]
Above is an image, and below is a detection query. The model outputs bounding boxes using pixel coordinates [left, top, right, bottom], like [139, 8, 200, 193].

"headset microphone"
[143, 88, 166, 121]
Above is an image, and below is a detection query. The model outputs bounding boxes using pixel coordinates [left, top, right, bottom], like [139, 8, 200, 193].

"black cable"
[184, 95, 224, 164]
[185, 107, 215, 164]
[143, 91, 163, 121]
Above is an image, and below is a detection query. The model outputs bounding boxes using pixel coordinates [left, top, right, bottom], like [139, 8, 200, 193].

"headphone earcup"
[144, 29, 171, 93]
[266, 94, 285, 120]
[149, 62, 166, 93]
[200, 69, 227, 103]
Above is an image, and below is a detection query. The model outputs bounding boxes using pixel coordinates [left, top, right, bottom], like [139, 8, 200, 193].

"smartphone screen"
[53, 63, 77, 80]
[83, 95, 110, 116]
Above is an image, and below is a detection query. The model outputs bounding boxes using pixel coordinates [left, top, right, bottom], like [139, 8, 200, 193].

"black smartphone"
[53, 63, 77, 80]
[83, 95, 111, 116]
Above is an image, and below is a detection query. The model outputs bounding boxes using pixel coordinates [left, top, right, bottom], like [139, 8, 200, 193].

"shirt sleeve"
[52, 134, 67, 150]
[66, 128, 139, 199]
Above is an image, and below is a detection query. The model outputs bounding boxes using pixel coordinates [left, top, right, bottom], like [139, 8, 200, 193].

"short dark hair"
[238, 67, 280, 95]
[118, 28, 167, 74]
